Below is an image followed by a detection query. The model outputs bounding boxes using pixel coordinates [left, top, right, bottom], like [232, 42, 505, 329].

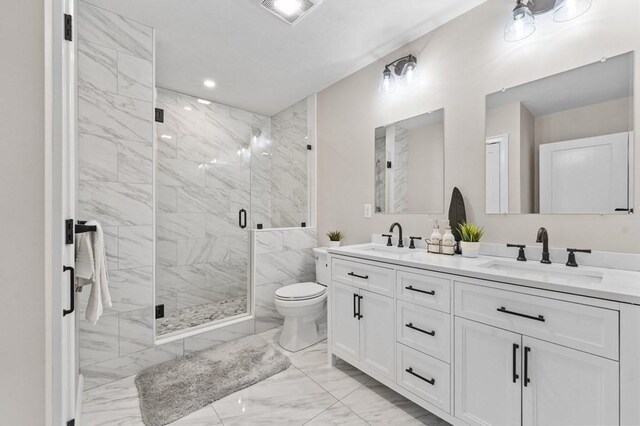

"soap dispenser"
[428, 220, 442, 253]
[442, 222, 456, 255]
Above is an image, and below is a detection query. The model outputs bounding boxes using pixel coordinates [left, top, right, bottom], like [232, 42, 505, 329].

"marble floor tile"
[168, 405, 222, 425]
[305, 402, 369, 426]
[82, 375, 143, 426]
[341, 380, 450, 425]
[212, 366, 337, 426]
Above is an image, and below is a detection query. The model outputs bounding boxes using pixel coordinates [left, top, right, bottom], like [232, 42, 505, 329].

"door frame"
[485, 134, 509, 214]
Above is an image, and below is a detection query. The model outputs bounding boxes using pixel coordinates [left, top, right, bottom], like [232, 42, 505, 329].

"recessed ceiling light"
[204, 79, 216, 88]
[261, 0, 320, 25]
[197, 99, 211, 105]
[160, 134, 173, 140]
[184, 106, 192, 111]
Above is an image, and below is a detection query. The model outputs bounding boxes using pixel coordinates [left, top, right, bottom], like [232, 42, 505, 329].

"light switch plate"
[364, 204, 372, 218]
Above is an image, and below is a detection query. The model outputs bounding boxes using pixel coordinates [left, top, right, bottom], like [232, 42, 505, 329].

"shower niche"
[155, 88, 314, 337]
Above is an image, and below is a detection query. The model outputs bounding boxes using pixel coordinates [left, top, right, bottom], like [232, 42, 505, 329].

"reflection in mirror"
[485, 52, 634, 215]
[375, 109, 445, 214]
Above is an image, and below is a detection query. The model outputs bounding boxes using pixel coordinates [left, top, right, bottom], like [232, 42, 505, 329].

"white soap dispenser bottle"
[428, 220, 442, 253]
[442, 223, 456, 255]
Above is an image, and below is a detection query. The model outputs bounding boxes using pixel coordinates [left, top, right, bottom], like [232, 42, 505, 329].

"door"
[539, 132, 631, 213]
[360, 290, 395, 379]
[455, 318, 522, 426]
[486, 135, 509, 214]
[331, 282, 360, 360]
[522, 336, 619, 426]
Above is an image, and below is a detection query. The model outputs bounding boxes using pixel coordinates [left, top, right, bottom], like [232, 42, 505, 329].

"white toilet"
[274, 247, 329, 352]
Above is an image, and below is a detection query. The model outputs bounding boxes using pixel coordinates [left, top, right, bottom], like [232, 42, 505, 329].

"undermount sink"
[478, 259, 604, 285]
[350, 243, 414, 255]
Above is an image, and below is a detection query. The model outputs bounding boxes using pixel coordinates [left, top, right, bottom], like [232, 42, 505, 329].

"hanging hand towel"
[75, 220, 111, 323]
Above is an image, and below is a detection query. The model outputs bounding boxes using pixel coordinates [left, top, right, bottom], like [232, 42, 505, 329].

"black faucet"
[389, 222, 404, 248]
[536, 227, 551, 264]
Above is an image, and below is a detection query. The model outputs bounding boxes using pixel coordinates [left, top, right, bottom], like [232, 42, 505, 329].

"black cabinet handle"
[348, 272, 369, 280]
[63, 265, 75, 317]
[524, 346, 531, 386]
[405, 323, 435, 336]
[358, 295, 363, 319]
[353, 293, 358, 318]
[405, 367, 435, 385]
[512, 343, 520, 383]
[405, 285, 435, 296]
[497, 307, 545, 322]
[238, 209, 247, 229]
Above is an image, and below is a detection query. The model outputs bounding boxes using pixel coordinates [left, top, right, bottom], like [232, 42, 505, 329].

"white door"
[455, 318, 522, 426]
[359, 290, 395, 380]
[486, 135, 509, 214]
[522, 337, 619, 426]
[331, 282, 360, 360]
[539, 132, 631, 214]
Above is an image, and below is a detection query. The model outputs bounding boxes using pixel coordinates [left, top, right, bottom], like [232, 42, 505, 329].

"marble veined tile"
[156, 239, 177, 267]
[169, 405, 221, 425]
[206, 258, 247, 287]
[118, 140, 152, 183]
[254, 249, 315, 286]
[157, 213, 205, 241]
[177, 186, 230, 213]
[78, 2, 153, 61]
[254, 283, 283, 334]
[157, 264, 206, 292]
[103, 267, 152, 314]
[118, 308, 153, 356]
[306, 402, 369, 426]
[78, 181, 152, 226]
[283, 228, 317, 250]
[157, 158, 206, 188]
[79, 314, 119, 368]
[157, 184, 178, 213]
[82, 375, 143, 426]
[102, 226, 119, 269]
[341, 379, 450, 425]
[78, 86, 152, 144]
[117, 51, 152, 101]
[78, 39, 117, 94]
[176, 238, 215, 265]
[182, 318, 254, 354]
[255, 230, 284, 254]
[118, 226, 152, 269]
[212, 367, 336, 426]
[78, 133, 118, 182]
[289, 342, 371, 400]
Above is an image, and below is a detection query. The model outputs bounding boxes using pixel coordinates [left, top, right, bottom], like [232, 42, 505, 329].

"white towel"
[74, 220, 111, 323]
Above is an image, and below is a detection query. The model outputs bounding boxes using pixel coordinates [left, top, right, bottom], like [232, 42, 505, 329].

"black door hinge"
[306, 144, 312, 151]
[155, 108, 165, 123]
[155, 304, 165, 319]
[67, 418, 75, 426]
[387, 161, 392, 169]
[64, 14, 73, 41]
[65, 219, 74, 245]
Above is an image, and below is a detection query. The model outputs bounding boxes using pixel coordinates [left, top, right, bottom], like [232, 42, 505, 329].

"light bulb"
[274, 0, 302, 16]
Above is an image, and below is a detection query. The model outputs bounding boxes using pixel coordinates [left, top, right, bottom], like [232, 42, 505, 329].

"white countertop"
[327, 243, 640, 305]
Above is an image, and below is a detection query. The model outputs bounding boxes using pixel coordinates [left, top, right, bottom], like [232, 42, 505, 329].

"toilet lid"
[275, 282, 326, 301]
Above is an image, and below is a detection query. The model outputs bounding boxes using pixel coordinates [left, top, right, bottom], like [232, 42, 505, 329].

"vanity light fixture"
[261, 0, 322, 25]
[380, 54, 418, 93]
[504, 0, 592, 42]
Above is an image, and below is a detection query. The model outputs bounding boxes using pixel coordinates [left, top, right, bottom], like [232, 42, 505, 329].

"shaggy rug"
[135, 334, 291, 426]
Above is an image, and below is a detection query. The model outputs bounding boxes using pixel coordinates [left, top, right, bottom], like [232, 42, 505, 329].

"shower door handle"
[239, 209, 247, 229]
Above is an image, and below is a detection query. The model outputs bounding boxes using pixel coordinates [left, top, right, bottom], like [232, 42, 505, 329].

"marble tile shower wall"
[270, 99, 309, 228]
[393, 125, 409, 213]
[254, 228, 317, 333]
[155, 88, 270, 318]
[76, 2, 161, 390]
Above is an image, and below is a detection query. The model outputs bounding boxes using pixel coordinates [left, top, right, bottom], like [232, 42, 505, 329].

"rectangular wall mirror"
[375, 109, 445, 214]
[485, 51, 635, 215]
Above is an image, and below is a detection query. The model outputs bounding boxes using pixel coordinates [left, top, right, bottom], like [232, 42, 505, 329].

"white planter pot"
[329, 241, 341, 248]
[460, 241, 480, 258]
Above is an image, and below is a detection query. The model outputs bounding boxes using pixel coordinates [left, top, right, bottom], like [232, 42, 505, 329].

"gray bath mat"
[135, 334, 291, 426]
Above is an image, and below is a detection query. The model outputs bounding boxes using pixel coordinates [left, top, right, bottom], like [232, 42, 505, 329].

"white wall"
[317, 0, 640, 253]
[0, 1, 46, 424]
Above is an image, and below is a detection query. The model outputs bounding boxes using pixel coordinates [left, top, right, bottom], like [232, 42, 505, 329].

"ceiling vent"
[261, 0, 322, 25]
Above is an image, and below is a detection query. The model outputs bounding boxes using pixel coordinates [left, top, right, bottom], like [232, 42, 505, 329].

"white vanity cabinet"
[328, 251, 638, 426]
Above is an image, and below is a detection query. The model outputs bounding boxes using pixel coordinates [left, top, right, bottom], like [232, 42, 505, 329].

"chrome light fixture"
[504, 0, 592, 42]
[380, 54, 418, 93]
[261, 0, 323, 25]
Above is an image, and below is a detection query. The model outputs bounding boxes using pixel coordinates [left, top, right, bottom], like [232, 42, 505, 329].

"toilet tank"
[313, 247, 330, 285]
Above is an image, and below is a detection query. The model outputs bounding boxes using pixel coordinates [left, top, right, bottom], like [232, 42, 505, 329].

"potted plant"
[457, 222, 484, 258]
[326, 230, 344, 248]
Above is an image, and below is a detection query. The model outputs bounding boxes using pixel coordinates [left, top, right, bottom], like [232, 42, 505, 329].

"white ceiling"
[487, 52, 634, 116]
[85, 0, 485, 115]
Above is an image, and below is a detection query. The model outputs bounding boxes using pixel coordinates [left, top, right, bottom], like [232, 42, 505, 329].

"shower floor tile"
[82, 327, 451, 426]
[156, 296, 248, 336]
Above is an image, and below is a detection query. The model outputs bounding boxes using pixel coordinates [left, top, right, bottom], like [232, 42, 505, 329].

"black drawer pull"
[497, 307, 545, 322]
[524, 346, 531, 386]
[405, 285, 435, 296]
[348, 272, 369, 280]
[353, 293, 359, 318]
[405, 323, 435, 336]
[512, 343, 520, 383]
[405, 367, 435, 385]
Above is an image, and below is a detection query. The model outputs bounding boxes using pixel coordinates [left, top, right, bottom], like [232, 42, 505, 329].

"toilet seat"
[275, 282, 326, 301]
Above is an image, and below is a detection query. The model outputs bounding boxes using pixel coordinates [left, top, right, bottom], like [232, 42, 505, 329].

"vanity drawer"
[397, 270, 451, 313]
[396, 343, 451, 413]
[397, 301, 451, 362]
[332, 258, 395, 296]
[455, 281, 619, 360]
